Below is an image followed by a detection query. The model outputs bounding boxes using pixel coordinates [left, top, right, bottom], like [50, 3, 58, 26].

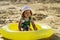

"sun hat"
[20, 6, 32, 12]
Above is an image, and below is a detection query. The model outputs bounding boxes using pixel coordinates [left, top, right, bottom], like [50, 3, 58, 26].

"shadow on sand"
[38, 34, 60, 40]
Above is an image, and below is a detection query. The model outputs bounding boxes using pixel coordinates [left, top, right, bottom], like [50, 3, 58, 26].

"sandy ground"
[0, 2, 60, 40]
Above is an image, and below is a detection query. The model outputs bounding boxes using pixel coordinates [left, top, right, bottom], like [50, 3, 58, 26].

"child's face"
[24, 10, 31, 18]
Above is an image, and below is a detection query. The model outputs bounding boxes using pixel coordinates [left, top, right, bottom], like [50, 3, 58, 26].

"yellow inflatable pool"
[0, 22, 54, 40]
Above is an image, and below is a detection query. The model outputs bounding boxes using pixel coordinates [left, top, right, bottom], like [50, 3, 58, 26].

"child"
[18, 6, 37, 31]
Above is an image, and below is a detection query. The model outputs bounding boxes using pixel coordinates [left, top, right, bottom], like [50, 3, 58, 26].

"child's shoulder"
[20, 17, 24, 20]
[30, 17, 34, 21]
[20, 17, 25, 22]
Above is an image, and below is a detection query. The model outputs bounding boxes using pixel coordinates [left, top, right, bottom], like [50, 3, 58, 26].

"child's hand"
[28, 28, 32, 31]
[21, 28, 24, 31]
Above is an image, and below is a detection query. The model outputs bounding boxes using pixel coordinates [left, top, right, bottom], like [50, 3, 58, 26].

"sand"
[0, 1, 60, 40]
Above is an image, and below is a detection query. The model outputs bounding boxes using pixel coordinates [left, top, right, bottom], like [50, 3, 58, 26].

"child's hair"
[22, 10, 32, 18]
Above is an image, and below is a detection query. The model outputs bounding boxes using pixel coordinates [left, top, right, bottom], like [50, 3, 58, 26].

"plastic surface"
[0, 23, 54, 40]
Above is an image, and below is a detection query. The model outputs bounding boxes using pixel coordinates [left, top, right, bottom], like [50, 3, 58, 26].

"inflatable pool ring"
[0, 22, 54, 40]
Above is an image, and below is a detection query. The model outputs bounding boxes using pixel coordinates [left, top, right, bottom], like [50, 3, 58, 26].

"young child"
[18, 6, 37, 31]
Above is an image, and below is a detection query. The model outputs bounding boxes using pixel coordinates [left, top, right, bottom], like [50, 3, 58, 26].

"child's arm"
[31, 19, 37, 30]
[18, 19, 22, 31]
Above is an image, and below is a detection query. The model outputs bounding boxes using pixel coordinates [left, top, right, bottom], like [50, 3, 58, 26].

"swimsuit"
[21, 17, 31, 31]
